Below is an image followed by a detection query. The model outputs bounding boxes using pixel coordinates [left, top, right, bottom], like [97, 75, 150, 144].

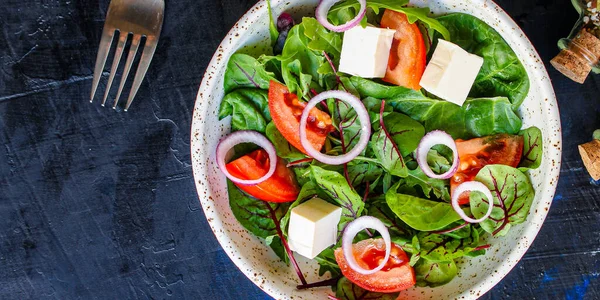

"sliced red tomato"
[226, 149, 299, 202]
[380, 10, 427, 90]
[334, 238, 416, 293]
[451, 134, 524, 204]
[268, 81, 334, 155]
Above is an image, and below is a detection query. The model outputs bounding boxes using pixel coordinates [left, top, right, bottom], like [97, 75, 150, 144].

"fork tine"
[123, 36, 158, 111]
[113, 34, 141, 109]
[101, 32, 128, 106]
[90, 27, 116, 102]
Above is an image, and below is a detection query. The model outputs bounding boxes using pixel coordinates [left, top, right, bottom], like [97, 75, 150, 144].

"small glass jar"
[551, 0, 600, 83]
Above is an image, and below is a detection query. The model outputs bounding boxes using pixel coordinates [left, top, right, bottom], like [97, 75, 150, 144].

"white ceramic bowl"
[191, 0, 562, 299]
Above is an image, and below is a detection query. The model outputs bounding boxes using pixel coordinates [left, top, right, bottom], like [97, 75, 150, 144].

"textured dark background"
[0, 0, 598, 299]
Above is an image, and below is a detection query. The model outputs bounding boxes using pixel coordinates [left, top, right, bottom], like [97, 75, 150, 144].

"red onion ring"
[452, 181, 494, 223]
[215, 130, 277, 185]
[299, 90, 370, 165]
[316, 0, 367, 32]
[342, 216, 391, 275]
[416, 130, 459, 179]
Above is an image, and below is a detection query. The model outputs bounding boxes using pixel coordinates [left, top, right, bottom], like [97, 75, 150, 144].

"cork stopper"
[551, 29, 600, 83]
[579, 139, 600, 180]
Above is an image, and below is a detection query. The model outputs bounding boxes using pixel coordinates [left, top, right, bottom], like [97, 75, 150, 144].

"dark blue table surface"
[0, 0, 598, 299]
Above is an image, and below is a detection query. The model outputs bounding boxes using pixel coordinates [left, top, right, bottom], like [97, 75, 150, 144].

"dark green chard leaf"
[518, 126, 543, 170]
[370, 106, 409, 177]
[347, 161, 383, 188]
[417, 228, 483, 262]
[381, 112, 425, 157]
[368, 198, 412, 236]
[228, 180, 290, 238]
[336, 277, 399, 300]
[314, 248, 341, 277]
[331, 98, 365, 154]
[227, 181, 291, 261]
[415, 259, 458, 287]
[223, 53, 275, 93]
[471, 165, 535, 236]
[437, 13, 530, 110]
[386, 184, 463, 231]
[219, 89, 271, 133]
[310, 166, 365, 233]
[265, 122, 305, 160]
[463, 97, 522, 137]
[403, 167, 450, 202]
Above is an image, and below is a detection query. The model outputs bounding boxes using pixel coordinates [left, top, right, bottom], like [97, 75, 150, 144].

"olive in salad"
[215, 0, 542, 298]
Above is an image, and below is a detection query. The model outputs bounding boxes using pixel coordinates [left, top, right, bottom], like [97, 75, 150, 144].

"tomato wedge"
[226, 149, 300, 202]
[334, 238, 416, 293]
[380, 10, 427, 90]
[268, 81, 334, 155]
[451, 134, 524, 204]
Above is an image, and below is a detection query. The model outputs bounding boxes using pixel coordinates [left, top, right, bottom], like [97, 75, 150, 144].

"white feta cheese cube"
[419, 39, 484, 106]
[338, 25, 396, 78]
[287, 198, 342, 259]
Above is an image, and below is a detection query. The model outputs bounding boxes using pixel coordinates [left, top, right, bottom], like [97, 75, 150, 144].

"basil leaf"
[386, 185, 463, 231]
[437, 13, 530, 110]
[336, 277, 399, 300]
[471, 165, 535, 236]
[415, 259, 458, 287]
[518, 126, 543, 171]
[223, 53, 275, 93]
[219, 89, 271, 133]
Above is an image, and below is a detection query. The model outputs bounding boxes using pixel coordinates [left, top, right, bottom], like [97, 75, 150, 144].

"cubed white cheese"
[288, 198, 342, 259]
[419, 39, 484, 106]
[338, 25, 396, 78]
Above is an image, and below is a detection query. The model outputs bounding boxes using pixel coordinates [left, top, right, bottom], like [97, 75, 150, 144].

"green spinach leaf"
[386, 185, 463, 231]
[518, 126, 543, 170]
[219, 89, 271, 133]
[328, 0, 450, 40]
[437, 13, 530, 110]
[471, 165, 535, 236]
[223, 53, 275, 93]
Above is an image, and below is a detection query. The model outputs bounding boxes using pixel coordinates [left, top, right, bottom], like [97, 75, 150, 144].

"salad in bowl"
[191, 0, 561, 299]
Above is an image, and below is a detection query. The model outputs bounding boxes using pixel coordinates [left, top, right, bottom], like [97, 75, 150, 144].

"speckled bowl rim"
[190, 0, 562, 299]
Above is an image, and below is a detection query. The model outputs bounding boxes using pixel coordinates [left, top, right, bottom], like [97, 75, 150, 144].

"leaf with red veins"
[470, 165, 535, 236]
[518, 126, 543, 170]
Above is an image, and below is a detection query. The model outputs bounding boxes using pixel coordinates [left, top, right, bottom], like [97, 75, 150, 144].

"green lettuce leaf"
[437, 13, 530, 110]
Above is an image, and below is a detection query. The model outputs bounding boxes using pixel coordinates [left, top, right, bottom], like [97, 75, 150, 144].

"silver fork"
[90, 0, 164, 111]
